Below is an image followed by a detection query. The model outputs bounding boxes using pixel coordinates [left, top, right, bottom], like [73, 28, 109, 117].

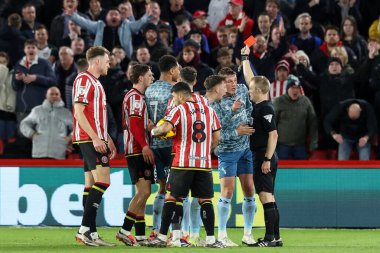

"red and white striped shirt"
[270, 80, 305, 100]
[165, 101, 221, 170]
[122, 88, 149, 155]
[166, 92, 208, 115]
[72, 71, 108, 142]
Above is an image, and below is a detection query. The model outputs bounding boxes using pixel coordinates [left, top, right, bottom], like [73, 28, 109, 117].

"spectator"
[330, 46, 354, 74]
[158, 23, 173, 48]
[207, 0, 229, 32]
[146, 0, 168, 26]
[61, 20, 93, 49]
[265, 0, 283, 26]
[188, 28, 211, 63]
[324, 99, 377, 160]
[142, 23, 169, 63]
[341, 16, 368, 64]
[0, 13, 26, 66]
[20, 3, 40, 39]
[66, 6, 152, 58]
[112, 46, 129, 71]
[161, 0, 192, 36]
[215, 47, 237, 74]
[192, 10, 218, 49]
[290, 12, 322, 57]
[99, 53, 124, 98]
[218, 0, 254, 40]
[49, 0, 89, 48]
[270, 60, 290, 100]
[135, 46, 160, 81]
[65, 58, 88, 110]
[86, 0, 107, 21]
[12, 39, 56, 122]
[273, 75, 318, 160]
[53, 46, 77, 104]
[178, 43, 214, 94]
[71, 37, 86, 61]
[330, 0, 361, 28]
[210, 26, 230, 68]
[0, 52, 16, 155]
[20, 86, 73, 159]
[172, 15, 192, 56]
[35, 25, 58, 64]
[254, 12, 272, 41]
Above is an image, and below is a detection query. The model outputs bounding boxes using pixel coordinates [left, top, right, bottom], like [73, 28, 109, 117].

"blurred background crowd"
[0, 0, 380, 160]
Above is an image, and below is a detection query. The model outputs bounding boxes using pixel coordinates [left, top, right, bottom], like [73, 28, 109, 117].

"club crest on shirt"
[78, 86, 86, 95]
[264, 114, 273, 123]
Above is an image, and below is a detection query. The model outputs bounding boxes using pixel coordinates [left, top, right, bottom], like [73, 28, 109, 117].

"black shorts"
[166, 169, 214, 199]
[78, 142, 110, 172]
[126, 155, 154, 184]
[253, 151, 278, 194]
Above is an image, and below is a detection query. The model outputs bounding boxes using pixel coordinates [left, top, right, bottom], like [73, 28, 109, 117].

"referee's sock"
[153, 193, 165, 231]
[242, 196, 256, 235]
[134, 215, 146, 238]
[81, 182, 109, 232]
[263, 202, 276, 241]
[172, 199, 183, 241]
[217, 196, 231, 237]
[181, 196, 190, 236]
[190, 197, 201, 237]
[274, 202, 281, 240]
[200, 200, 216, 243]
[121, 211, 136, 233]
[82, 186, 91, 209]
[159, 198, 176, 236]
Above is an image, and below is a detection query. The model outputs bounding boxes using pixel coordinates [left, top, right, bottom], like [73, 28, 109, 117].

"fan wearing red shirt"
[218, 0, 254, 40]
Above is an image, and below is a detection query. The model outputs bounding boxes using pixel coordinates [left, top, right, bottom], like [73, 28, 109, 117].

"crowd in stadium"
[0, 0, 380, 160]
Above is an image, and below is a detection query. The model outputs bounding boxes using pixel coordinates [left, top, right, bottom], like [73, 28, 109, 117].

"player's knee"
[221, 188, 234, 198]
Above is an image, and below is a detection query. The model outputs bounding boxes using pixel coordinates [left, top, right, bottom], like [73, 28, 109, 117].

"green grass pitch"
[0, 227, 379, 253]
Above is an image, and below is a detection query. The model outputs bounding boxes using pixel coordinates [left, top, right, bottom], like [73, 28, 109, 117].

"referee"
[241, 46, 282, 247]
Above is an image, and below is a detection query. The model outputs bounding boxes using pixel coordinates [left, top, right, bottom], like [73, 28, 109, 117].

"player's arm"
[211, 130, 221, 152]
[241, 46, 255, 84]
[74, 103, 107, 154]
[151, 121, 174, 136]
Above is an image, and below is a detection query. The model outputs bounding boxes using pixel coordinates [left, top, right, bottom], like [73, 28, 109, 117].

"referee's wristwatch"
[263, 156, 271, 162]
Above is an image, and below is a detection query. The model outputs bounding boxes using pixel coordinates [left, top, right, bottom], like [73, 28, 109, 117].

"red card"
[244, 35, 256, 47]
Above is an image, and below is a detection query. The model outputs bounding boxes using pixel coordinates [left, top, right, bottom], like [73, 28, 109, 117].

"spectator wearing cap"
[218, 0, 254, 40]
[65, 6, 152, 58]
[270, 60, 290, 100]
[324, 99, 377, 160]
[142, 23, 169, 63]
[178, 43, 214, 94]
[274, 74, 318, 160]
[192, 10, 218, 49]
[289, 13, 322, 57]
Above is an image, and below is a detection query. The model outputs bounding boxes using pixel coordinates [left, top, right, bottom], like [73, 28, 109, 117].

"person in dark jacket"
[324, 99, 377, 160]
[142, 23, 170, 63]
[12, 39, 56, 122]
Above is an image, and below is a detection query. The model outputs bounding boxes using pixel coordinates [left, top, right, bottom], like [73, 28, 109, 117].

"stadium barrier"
[1, 160, 380, 228]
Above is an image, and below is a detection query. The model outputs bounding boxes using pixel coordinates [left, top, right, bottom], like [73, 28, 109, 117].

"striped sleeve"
[211, 108, 221, 132]
[165, 106, 181, 127]
[128, 94, 145, 117]
[73, 75, 93, 104]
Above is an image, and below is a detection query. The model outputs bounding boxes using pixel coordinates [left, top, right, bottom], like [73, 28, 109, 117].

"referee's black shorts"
[253, 150, 278, 194]
[78, 142, 110, 172]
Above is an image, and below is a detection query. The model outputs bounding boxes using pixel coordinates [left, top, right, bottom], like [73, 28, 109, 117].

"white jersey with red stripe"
[270, 80, 305, 100]
[122, 88, 149, 155]
[166, 92, 208, 115]
[72, 71, 108, 142]
[165, 101, 221, 170]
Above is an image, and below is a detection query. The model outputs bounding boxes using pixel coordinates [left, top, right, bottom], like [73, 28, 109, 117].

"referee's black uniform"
[250, 100, 278, 194]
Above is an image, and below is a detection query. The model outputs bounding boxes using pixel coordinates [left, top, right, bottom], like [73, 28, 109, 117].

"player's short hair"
[218, 67, 236, 76]
[171, 81, 192, 96]
[86, 46, 110, 62]
[24, 39, 38, 47]
[158, 55, 178, 73]
[251, 76, 270, 94]
[76, 58, 88, 71]
[204, 75, 225, 91]
[130, 64, 151, 84]
[180, 66, 197, 84]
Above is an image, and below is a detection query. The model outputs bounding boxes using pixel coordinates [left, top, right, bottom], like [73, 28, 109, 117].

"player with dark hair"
[73, 46, 117, 247]
[148, 82, 224, 248]
[145, 55, 180, 238]
[116, 64, 155, 246]
[242, 46, 282, 247]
